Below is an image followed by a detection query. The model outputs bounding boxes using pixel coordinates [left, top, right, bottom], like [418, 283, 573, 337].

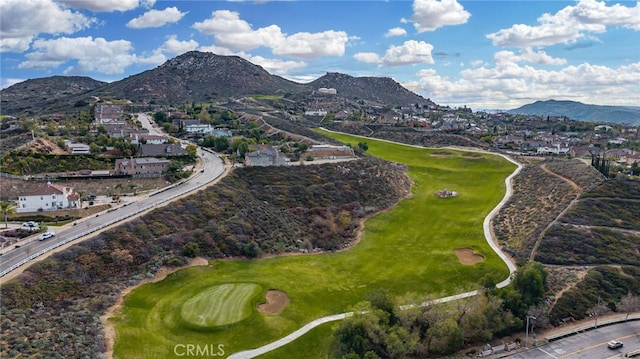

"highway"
[0, 119, 227, 279]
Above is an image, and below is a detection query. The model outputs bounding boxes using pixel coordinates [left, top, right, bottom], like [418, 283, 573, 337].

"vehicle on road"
[38, 232, 55, 241]
[607, 340, 623, 349]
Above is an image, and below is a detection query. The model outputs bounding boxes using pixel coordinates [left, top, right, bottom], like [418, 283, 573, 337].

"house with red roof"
[17, 182, 81, 213]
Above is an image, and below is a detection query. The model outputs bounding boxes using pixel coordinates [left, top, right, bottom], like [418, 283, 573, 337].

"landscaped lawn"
[112, 131, 517, 358]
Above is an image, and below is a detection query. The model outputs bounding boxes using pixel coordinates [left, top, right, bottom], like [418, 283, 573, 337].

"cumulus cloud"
[193, 10, 348, 59]
[0, 0, 94, 53]
[494, 48, 567, 65]
[403, 0, 471, 32]
[353, 52, 381, 64]
[487, 0, 640, 47]
[127, 7, 187, 28]
[243, 54, 307, 74]
[159, 35, 199, 54]
[58, 0, 155, 12]
[385, 27, 407, 38]
[354, 40, 435, 66]
[17, 36, 165, 75]
[408, 60, 640, 109]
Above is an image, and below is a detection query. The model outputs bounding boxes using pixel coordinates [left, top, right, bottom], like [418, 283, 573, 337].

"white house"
[17, 182, 81, 213]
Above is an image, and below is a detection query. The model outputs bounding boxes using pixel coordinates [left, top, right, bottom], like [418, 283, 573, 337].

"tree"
[587, 299, 610, 327]
[185, 144, 198, 158]
[358, 142, 369, 152]
[512, 261, 547, 307]
[0, 201, 16, 229]
[617, 293, 640, 321]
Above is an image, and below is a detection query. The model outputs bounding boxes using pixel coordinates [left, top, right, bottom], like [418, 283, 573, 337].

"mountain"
[90, 51, 305, 105]
[507, 100, 640, 126]
[308, 72, 431, 106]
[0, 76, 106, 116]
[0, 51, 430, 116]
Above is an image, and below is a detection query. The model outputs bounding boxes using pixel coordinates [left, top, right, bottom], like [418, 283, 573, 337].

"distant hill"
[1, 51, 431, 116]
[507, 100, 640, 126]
[308, 72, 432, 107]
[0, 76, 106, 116]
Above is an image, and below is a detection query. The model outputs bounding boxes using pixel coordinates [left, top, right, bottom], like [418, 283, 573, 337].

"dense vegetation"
[332, 262, 547, 358]
[549, 266, 640, 325]
[0, 152, 115, 175]
[0, 158, 410, 358]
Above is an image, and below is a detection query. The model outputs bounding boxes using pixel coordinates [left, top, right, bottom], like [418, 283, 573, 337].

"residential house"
[94, 104, 124, 124]
[129, 134, 168, 145]
[102, 124, 149, 138]
[537, 144, 570, 155]
[17, 182, 80, 213]
[139, 143, 185, 157]
[114, 157, 170, 176]
[64, 140, 91, 154]
[245, 144, 287, 166]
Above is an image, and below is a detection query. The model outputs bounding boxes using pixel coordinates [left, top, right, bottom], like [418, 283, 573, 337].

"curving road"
[0, 119, 227, 280]
[228, 132, 523, 358]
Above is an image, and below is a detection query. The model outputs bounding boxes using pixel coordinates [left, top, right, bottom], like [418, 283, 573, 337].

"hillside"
[507, 99, 640, 125]
[308, 72, 433, 107]
[0, 76, 106, 116]
[0, 51, 432, 116]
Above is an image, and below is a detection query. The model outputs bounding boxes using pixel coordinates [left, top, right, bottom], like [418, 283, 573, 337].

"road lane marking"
[539, 348, 559, 358]
[558, 333, 638, 358]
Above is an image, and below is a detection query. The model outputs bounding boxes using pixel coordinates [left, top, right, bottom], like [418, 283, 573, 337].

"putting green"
[180, 283, 261, 327]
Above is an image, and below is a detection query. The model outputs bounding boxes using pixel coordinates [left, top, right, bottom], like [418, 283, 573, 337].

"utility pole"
[525, 316, 536, 349]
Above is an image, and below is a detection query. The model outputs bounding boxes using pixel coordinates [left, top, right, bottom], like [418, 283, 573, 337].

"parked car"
[38, 232, 55, 241]
[21, 221, 39, 230]
[608, 341, 623, 349]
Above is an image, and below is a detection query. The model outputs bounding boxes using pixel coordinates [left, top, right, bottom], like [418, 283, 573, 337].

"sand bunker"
[455, 248, 485, 265]
[257, 290, 290, 315]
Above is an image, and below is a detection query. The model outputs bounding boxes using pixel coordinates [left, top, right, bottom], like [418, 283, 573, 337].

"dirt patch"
[257, 290, 290, 315]
[100, 257, 209, 359]
[455, 247, 485, 265]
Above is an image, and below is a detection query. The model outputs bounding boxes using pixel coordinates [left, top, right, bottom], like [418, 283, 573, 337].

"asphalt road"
[0, 146, 225, 278]
[509, 321, 640, 359]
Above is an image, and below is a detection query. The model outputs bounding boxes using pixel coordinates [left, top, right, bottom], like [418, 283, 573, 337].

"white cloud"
[487, 0, 640, 47]
[1, 78, 26, 90]
[409, 60, 640, 109]
[0, 0, 94, 53]
[272, 30, 348, 58]
[159, 35, 199, 55]
[404, 0, 471, 32]
[353, 40, 435, 66]
[382, 40, 434, 66]
[494, 48, 567, 66]
[193, 10, 348, 59]
[353, 52, 381, 64]
[127, 7, 187, 28]
[243, 55, 307, 75]
[17, 36, 164, 75]
[58, 0, 155, 12]
[385, 27, 407, 38]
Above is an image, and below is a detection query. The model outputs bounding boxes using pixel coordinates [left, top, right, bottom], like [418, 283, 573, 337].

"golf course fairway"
[112, 131, 517, 358]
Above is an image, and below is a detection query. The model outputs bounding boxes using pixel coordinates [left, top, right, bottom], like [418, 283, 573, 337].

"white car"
[607, 341, 623, 349]
[38, 232, 55, 241]
[21, 221, 39, 230]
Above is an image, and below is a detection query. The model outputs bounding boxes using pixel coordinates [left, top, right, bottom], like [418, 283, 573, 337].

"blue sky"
[1, 0, 638, 110]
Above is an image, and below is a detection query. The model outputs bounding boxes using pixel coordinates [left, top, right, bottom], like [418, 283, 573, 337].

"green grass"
[180, 283, 262, 327]
[113, 130, 517, 358]
[248, 94, 284, 100]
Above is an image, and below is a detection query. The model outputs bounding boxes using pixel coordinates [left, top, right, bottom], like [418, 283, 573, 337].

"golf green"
[180, 283, 261, 327]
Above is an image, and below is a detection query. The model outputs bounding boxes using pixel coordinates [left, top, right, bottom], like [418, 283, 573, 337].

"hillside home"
[537, 144, 570, 155]
[102, 124, 149, 138]
[17, 182, 80, 213]
[139, 143, 185, 157]
[114, 157, 170, 176]
[64, 140, 91, 154]
[245, 144, 287, 166]
[94, 104, 124, 123]
[129, 134, 168, 145]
